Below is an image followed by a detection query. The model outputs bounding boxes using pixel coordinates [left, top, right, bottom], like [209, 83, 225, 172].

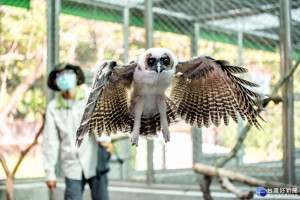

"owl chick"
[76, 48, 264, 147]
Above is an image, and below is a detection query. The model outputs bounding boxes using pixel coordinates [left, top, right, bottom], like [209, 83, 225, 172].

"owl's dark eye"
[162, 58, 170, 65]
[147, 58, 156, 66]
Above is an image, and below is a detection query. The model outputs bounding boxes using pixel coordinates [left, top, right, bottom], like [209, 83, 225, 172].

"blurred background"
[0, 0, 300, 199]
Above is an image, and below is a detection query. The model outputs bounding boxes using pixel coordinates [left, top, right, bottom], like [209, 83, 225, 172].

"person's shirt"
[43, 86, 111, 181]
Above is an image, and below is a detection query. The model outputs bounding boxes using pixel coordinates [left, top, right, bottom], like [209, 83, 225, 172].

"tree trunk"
[5, 175, 14, 200]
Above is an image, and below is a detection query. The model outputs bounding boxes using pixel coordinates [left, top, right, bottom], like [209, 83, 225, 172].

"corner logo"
[256, 187, 267, 197]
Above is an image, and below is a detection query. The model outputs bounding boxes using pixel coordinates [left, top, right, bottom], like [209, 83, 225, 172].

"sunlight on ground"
[0, 155, 45, 179]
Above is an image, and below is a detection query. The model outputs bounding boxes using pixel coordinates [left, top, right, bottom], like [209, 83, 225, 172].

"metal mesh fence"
[1, 0, 300, 187]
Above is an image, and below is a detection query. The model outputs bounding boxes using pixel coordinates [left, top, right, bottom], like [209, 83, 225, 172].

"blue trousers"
[65, 173, 109, 200]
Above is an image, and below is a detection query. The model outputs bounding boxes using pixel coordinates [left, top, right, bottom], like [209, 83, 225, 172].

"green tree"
[0, 0, 47, 123]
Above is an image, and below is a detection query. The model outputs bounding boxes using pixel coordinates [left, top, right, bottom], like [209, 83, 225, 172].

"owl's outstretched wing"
[170, 55, 264, 129]
[76, 61, 136, 146]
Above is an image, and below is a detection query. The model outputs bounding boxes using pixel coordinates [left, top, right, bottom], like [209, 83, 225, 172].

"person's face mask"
[56, 71, 77, 91]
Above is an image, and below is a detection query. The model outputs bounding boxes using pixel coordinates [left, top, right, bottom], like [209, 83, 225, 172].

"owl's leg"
[130, 95, 144, 146]
[157, 95, 170, 143]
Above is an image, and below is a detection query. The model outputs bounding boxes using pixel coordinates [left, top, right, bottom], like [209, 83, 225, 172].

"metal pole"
[47, 0, 63, 177]
[237, 31, 244, 166]
[279, 0, 295, 185]
[192, 126, 202, 163]
[47, 0, 60, 103]
[122, 7, 130, 178]
[238, 31, 243, 71]
[145, 0, 154, 184]
[145, 0, 153, 48]
[123, 7, 130, 63]
[191, 23, 202, 164]
[191, 23, 199, 57]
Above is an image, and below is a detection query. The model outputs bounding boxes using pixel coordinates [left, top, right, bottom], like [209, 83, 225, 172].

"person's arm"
[43, 106, 60, 193]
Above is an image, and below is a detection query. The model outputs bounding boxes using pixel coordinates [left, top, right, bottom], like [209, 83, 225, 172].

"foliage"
[59, 15, 124, 71]
[0, 0, 46, 121]
[19, 87, 46, 121]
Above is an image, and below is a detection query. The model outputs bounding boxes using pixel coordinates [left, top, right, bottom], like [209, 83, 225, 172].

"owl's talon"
[131, 141, 138, 147]
[162, 129, 170, 143]
[130, 139, 138, 147]
[130, 132, 139, 147]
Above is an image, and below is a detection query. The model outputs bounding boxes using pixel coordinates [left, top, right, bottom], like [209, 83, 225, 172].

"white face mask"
[56, 72, 77, 91]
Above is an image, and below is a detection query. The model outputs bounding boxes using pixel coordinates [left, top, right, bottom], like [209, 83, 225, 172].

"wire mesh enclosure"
[1, 0, 300, 188]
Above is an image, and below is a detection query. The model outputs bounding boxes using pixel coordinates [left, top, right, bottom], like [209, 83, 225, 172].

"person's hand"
[46, 180, 56, 195]
[101, 142, 114, 156]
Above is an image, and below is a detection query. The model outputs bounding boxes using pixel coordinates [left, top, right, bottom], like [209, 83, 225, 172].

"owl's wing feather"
[171, 55, 264, 129]
[76, 61, 136, 146]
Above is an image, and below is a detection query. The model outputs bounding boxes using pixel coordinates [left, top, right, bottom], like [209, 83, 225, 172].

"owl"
[76, 48, 264, 147]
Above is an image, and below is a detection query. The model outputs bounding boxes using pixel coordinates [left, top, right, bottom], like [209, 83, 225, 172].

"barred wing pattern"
[171, 55, 264, 129]
[76, 61, 136, 146]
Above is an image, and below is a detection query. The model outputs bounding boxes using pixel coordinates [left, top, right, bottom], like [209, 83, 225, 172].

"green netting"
[61, 1, 123, 24]
[1, 0, 30, 9]
[60, 1, 299, 57]
[294, 50, 300, 60]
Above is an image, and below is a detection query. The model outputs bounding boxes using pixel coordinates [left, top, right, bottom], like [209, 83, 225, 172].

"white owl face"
[137, 48, 178, 73]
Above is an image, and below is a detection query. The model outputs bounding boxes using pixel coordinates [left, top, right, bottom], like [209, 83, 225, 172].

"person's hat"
[47, 63, 85, 91]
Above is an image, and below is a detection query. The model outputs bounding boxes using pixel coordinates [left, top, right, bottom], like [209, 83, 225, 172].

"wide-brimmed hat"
[47, 63, 85, 91]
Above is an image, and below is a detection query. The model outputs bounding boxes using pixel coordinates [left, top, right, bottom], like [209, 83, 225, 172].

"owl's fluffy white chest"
[133, 69, 173, 95]
[131, 68, 174, 115]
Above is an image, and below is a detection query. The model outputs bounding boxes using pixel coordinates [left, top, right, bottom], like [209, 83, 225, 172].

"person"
[43, 63, 113, 200]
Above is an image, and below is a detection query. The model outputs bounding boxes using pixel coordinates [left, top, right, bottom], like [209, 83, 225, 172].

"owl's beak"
[153, 62, 166, 73]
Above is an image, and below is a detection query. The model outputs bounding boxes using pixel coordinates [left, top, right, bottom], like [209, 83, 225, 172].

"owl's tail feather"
[127, 96, 177, 137]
